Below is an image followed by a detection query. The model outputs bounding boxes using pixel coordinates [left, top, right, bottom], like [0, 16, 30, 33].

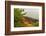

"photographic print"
[14, 8, 39, 27]
[5, 1, 45, 35]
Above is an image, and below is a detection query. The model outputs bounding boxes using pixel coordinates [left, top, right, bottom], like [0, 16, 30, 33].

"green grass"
[14, 21, 39, 27]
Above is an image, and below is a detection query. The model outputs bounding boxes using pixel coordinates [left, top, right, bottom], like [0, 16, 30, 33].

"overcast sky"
[21, 8, 39, 20]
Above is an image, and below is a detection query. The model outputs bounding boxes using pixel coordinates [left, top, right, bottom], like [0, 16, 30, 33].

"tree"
[14, 8, 26, 27]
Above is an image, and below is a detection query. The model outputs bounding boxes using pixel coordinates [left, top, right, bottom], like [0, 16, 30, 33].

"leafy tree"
[14, 8, 26, 27]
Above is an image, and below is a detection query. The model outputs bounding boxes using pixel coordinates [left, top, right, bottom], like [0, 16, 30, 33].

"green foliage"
[14, 8, 26, 27]
[32, 21, 39, 26]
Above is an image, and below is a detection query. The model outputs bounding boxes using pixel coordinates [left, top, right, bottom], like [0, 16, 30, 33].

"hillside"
[15, 16, 39, 27]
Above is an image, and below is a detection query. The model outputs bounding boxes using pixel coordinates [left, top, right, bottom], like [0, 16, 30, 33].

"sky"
[21, 8, 39, 20]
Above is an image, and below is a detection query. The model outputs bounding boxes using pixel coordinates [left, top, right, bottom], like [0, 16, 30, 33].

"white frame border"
[11, 5, 42, 31]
